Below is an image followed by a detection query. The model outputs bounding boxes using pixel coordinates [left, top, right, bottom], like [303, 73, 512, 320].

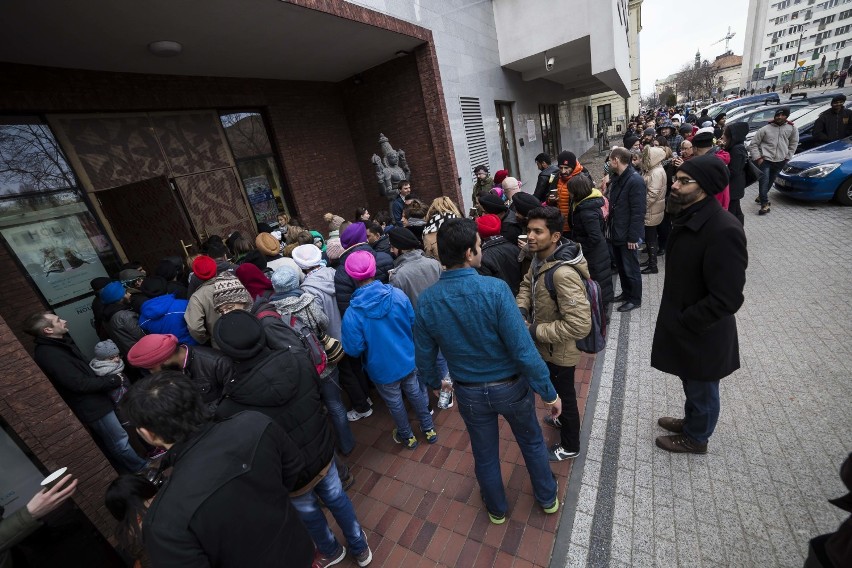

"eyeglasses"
[672, 176, 697, 185]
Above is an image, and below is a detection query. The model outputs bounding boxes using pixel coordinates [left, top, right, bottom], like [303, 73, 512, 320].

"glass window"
[538, 104, 561, 158]
[0, 117, 76, 195]
[220, 111, 292, 227]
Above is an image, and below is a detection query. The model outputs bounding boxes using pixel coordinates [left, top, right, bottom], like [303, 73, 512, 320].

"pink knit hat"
[128, 334, 178, 369]
[344, 250, 376, 281]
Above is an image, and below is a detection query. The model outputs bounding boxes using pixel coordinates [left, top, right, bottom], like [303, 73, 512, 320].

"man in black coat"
[651, 154, 748, 454]
[213, 311, 372, 567]
[812, 94, 852, 144]
[475, 214, 522, 295]
[122, 371, 314, 567]
[607, 147, 647, 312]
[25, 312, 147, 473]
[533, 153, 559, 202]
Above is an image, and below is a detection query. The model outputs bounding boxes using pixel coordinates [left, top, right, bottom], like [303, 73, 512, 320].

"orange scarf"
[557, 162, 584, 232]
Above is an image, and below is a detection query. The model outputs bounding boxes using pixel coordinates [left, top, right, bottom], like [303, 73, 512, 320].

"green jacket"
[0, 506, 41, 568]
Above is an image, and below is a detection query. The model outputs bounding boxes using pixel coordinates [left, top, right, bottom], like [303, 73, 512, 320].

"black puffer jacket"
[571, 193, 614, 304]
[477, 235, 522, 295]
[33, 336, 122, 423]
[101, 303, 144, 357]
[216, 346, 333, 492]
[725, 122, 750, 200]
[533, 164, 559, 202]
[607, 168, 647, 245]
[334, 243, 393, 314]
[184, 345, 234, 409]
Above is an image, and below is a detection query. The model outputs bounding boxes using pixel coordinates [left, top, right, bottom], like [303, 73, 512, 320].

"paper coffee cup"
[41, 467, 68, 491]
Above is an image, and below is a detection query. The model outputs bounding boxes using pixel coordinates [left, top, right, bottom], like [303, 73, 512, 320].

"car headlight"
[799, 163, 841, 178]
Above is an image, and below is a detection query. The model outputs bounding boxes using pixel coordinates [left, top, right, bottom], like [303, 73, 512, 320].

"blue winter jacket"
[341, 281, 415, 384]
[139, 294, 198, 346]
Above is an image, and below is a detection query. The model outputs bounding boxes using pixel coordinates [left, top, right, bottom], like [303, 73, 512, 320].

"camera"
[545, 57, 555, 71]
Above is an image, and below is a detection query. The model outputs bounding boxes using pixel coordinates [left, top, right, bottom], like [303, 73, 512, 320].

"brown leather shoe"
[655, 434, 707, 454]
[657, 417, 685, 433]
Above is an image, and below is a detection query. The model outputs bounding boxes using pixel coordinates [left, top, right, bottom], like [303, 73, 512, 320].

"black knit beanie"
[556, 151, 577, 169]
[676, 154, 729, 195]
[387, 227, 422, 250]
[512, 192, 542, 216]
[478, 192, 508, 214]
[213, 310, 266, 360]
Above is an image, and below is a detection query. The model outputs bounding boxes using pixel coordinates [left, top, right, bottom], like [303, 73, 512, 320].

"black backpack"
[542, 262, 607, 354]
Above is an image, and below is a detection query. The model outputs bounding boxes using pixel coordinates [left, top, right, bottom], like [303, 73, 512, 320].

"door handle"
[180, 239, 193, 258]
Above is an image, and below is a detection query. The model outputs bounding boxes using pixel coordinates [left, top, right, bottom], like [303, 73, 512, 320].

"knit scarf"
[89, 357, 125, 376]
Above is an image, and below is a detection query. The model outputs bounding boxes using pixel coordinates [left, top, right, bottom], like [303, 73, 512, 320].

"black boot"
[642, 245, 658, 274]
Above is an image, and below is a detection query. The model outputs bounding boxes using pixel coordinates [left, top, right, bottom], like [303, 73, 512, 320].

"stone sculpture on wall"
[371, 133, 410, 199]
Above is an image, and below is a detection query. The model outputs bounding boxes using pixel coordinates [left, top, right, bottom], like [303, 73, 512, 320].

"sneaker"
[353, 531, 372, 567]
[367, 397, 373, 406]
[313, 543, 346, 567]
[758, 203, 770, 215]
[347, 408, 373, 422]
[423, 429, 439, 444]
[655, 434, 707, 454]
[548, 444, 580, 462]
[542, 499, 560, 514]
[543, 415, 562, 429]
[392, 428, 418, 449]
[428, 405, 434, 416]
[488, 511, 506, 524]
[754, 195, 760, 204]
[657, 416, 685, 433]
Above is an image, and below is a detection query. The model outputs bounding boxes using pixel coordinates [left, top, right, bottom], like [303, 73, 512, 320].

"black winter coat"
[477, 235, 522, 295]
[371, 234, 391, 255]
[533, 164, 559, 202]
[607, 168, 647, 245]
[101, 302, 144, 356]
[216, 346, 334, 492]
[184, 345, 234, 409]
[812, 107, 852, 143]
[143, 412, 313, 568]
[334, 243, 393, 314]
[33, 336, 121, 423]
[651, 198, 747, 381]
[726, 122, 750, 200]
[570, 195, 614, 304]
[500, 209, 523, 246]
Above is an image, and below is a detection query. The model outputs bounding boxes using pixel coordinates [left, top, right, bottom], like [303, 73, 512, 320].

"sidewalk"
[556, 186, 852, 567]
[328, 352, 596, 568]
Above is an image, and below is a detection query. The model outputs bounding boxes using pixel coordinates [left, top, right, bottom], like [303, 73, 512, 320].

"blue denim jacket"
[414, 268, 557, 401]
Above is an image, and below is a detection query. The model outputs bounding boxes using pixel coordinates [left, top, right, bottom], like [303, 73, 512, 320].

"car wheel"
[835, 177, 852, 206]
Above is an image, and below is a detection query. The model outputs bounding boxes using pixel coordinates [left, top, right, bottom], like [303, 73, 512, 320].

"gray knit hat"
[94, 340, 120, 359]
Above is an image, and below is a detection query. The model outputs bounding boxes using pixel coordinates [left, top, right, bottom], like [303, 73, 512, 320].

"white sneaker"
[347, 408, 373, 422]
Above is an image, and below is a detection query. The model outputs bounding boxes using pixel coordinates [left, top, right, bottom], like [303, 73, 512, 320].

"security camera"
[546, 56, 555, 71]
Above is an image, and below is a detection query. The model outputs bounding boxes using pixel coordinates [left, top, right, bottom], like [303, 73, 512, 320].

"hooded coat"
[642, 147, 668, 226]
[607, 167, 647, 246]
[515, 241, 592, 368]
[333, 243, 393, 314]
[651, 197, 747, 381]
[341, 281, 416, 384]
[570, 189, 614, 304]
[725, 122, 750, 201]
[139, 294, 198, 346]
[389, 249, 442, 309]
[477, 235, 522, 296]
[300, 266, 342, 340]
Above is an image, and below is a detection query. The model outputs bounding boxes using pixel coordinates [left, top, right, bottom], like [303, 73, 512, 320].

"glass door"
[495, 102, 520, 177]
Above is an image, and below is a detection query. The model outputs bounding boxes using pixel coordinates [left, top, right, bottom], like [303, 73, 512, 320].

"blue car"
[773, 137, 852, 205]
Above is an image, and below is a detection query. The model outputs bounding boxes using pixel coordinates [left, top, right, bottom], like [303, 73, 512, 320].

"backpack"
[255, 309, 328, 376]
[542, 262, 607, 354]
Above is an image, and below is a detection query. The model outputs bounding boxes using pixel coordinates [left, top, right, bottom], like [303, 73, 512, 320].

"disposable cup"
[40, 467, 69, 491]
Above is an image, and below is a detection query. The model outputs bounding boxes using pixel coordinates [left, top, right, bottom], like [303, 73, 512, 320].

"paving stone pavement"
[555, 186, 852, 568]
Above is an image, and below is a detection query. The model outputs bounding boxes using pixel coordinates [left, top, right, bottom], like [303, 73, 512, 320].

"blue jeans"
[372, 371, 434, 439]
[318, 366, 355, 456]
[681, 379, 721, 444]
[290, 460, 367, 556]
[758, 160, 785, 205]
[454, 378, 557, 515]
[88, 411, 147, 473]
[612, 244, 642, 305]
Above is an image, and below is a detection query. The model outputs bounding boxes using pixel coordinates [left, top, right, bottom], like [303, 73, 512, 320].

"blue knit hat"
[99, 281, 126, 305]
[270, 265, 300, 293]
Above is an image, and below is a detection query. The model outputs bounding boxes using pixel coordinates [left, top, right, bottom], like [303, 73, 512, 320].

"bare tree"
[0, 123, 76, 195]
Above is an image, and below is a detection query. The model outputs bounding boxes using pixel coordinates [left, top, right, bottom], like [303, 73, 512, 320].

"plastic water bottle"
[437, 378, 453, 409]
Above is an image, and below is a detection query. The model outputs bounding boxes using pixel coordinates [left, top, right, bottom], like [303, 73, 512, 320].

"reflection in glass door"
[495, 102, 520, 177]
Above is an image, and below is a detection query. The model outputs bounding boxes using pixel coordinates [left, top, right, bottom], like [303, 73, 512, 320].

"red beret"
[192, 255, 217, 281]
[493, 169, 509, 185]
[128, 334, 178, 369]
[476, 214, 502, 238]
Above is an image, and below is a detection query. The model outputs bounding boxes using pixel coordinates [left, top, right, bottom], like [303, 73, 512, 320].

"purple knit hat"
[340, 222, 368, 249]
[344, 250, 376, 281]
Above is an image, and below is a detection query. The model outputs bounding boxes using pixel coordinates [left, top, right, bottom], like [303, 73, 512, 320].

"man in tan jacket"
[516, 206, 591, 462]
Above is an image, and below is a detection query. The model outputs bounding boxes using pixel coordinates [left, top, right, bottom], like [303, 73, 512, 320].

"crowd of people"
[15, 118, 766, 567]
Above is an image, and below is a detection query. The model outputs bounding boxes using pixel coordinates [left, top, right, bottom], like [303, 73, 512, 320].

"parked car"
[744, 100, 852, 152]
[773, 137, 852, 205]
[705, 92, 781, 119]
[727, 100, 813, 131]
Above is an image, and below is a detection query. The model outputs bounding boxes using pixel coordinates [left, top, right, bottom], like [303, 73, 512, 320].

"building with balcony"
[0, 0, 631, 560]
[742, 0, 852, 90]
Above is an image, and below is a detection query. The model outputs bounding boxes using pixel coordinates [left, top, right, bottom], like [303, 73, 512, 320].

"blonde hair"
[425, 197, 461, 220]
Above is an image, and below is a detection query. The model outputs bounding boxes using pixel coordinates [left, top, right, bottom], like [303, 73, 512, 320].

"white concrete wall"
[346, 0, 593, 211]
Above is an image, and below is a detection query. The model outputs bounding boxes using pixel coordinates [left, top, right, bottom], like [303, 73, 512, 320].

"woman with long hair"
[422, 197, 462, 261]
[105, 475, 159, 568]
[354, 207, 370, 223]
[567, 175, 614, 305]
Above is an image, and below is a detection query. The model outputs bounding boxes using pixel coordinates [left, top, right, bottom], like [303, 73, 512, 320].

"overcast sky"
[639, 0, 750, 95]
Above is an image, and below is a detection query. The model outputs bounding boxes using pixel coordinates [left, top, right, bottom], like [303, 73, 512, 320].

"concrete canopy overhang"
[502, 36, 631, 99]
[0, 0, 425, 81]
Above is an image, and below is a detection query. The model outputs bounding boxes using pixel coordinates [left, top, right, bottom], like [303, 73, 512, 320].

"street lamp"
[789, 24, 809, 87]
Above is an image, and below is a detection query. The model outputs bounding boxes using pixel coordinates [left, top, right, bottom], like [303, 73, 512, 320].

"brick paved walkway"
[324, 354, 596, 568]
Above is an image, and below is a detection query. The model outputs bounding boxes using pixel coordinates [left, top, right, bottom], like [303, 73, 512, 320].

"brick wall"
[0, 313, 117, 538]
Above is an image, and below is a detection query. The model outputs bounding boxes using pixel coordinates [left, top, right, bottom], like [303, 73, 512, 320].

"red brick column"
[0, 314, 117, 539]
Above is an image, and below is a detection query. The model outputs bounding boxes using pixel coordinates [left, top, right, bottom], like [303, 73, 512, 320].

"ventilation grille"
[460, 97, 488, 175]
